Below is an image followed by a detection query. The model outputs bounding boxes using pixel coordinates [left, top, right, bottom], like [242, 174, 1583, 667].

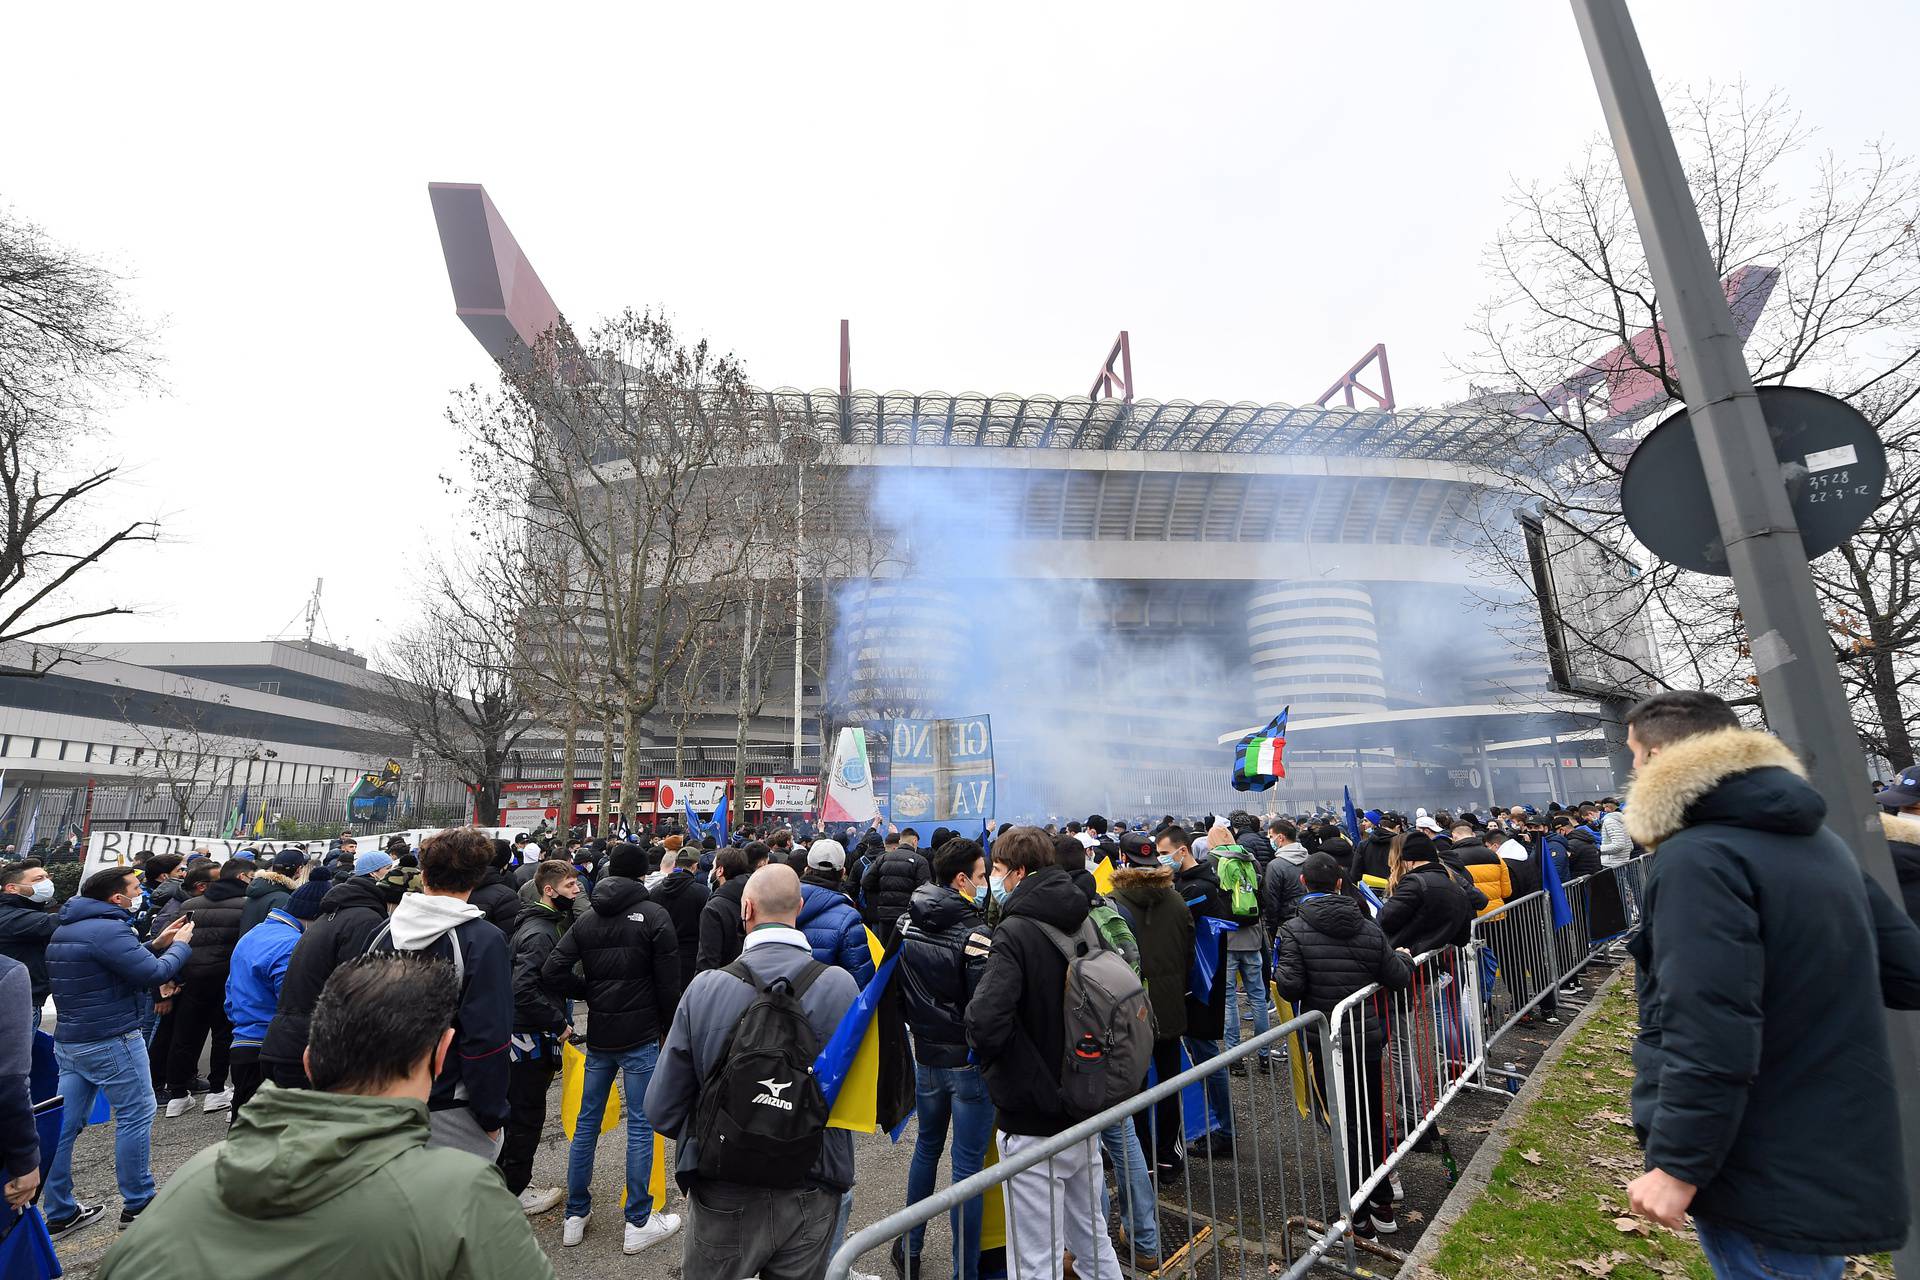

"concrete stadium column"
[1245, 582, 1389, 719]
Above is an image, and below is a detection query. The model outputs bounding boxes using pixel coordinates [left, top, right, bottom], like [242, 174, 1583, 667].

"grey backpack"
[1034, 919, 1155, 1120]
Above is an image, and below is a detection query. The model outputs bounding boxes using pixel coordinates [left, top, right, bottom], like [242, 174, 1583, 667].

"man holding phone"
[42, 866, 195, 1239]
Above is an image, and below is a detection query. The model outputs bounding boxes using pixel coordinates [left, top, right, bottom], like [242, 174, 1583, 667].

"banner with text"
[887, 715, 995, 824]
[80, 825, 529, 884]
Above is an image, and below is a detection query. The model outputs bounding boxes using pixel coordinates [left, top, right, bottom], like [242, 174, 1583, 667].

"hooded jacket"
[95, 1084, 553, 1280]
[695, 874, 748, 973]
[239, 870, 300, 935]
[1272, 892, 1410, 1045]
[1175, 860, 1232, 1040]
[1625, 728, 1920, 1256]
[1107, 865, 1192, 1039]
[0, 891, 57, 1007]
[1350, 830, 1398, 886]
[467, 869, 523, 937]
[1563, 826, 1603, 880]
[896, 883, 991, 1068]
[46, 896, 192, 1043]
[179, 877, 251, 981]
[540, 876, 680, 1051]
[369, 894, 513, 1133]
[648, 868, 710, 979]
[1375, 862, 1480, 956]
[1879, 811, 1920, 922]
[1261, 841, 1309, 935]
[508, 898, 569, 1036]
[861, 847, 931, 948]
[1211, 843, 1266, 953]
[1233, 824, 1276, 875]
[261, 875, 394, 1070]
[1442, 837, 1510, 916]
[964, 867, 1093, 1136]
[646, 927, 859, 1194]
[798, 882, 876, 986]
[225, 908, 304, 1048]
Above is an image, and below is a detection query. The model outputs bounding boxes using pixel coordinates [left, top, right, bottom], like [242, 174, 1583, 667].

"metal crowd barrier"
[825, 1011, 1360, 1280]
[827, 855, 1651, 1280]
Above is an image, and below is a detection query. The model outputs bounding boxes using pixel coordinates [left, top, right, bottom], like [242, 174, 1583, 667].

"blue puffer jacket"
[225, 908, 304, 1048]
[46, 896, 191, 1043]
[798, 883, 875, 987]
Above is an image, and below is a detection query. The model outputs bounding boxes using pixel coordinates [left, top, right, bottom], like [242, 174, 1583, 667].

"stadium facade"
[430, 183, 1627, 818]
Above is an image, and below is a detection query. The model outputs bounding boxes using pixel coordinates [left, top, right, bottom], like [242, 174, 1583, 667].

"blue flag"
[1342, 786, 1363, 849]
[1541, 836, 1573, 929]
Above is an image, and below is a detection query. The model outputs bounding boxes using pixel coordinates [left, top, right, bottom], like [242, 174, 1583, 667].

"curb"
[1393, 963, 1629, 1278]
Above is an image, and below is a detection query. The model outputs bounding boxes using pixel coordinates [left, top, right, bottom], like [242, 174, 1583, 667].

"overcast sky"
[6, 1, 1914, 656]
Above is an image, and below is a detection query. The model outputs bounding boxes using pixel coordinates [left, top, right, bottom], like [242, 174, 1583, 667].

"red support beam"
[1314, 343, 1395, 411]
[1090, 330, 1133, 403]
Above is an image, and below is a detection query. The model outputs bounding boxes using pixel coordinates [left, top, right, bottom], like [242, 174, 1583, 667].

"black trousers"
[229, 1047, 264, 1119]
[1305, 1028, 1392, 1212]
[147, 1009, 175, 1090]
[1133, 1038, 1187, 1167]
[167, 974, 232, 1097]
[496, 1055, 557, 1196]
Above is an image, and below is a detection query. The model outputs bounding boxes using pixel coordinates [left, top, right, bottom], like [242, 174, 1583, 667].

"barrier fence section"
[831, 856, 1649, 1280]
[826, 1011, 1359, 1280]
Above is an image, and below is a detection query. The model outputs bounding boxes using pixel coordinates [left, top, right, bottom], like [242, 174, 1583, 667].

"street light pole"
[1568, 2, 1920, 1271]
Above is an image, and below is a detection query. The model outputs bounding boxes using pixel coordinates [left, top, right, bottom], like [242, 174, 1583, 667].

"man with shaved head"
[646, 865, 860, 1280]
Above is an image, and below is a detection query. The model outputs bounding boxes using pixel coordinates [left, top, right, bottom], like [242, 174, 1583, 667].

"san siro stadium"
[430, 183, 1634, 820]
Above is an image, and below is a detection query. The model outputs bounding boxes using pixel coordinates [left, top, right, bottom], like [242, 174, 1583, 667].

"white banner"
[81, 825, 529, 884]
[761, 779, 818, 812]
[654, 779, 729, 814]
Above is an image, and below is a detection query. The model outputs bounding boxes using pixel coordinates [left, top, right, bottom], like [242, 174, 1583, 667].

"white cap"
[1415, 816, 1442, 834]
[807, 838, 847, 871]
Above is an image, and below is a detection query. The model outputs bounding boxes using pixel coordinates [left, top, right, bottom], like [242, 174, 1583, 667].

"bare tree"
[0, 202, 160, 652]
[112, 684, 260, 834]
[1463, 84, 1920, 763]
[451, 309, 787, 825]
[367, 562, 534, 826]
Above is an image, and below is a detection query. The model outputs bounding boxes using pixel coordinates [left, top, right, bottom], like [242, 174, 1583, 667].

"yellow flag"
[1093, 856, 1115, 895]
[826, 928, 888, 1133]
[978, 1135, 1008, 1255]
[251, 809, 267, 837]
[1270, 985, 1314, 1119]
[559, 1041, 670, 1212]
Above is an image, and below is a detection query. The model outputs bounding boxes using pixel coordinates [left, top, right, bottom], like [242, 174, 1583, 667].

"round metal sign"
[1621, 386, 1886, 576]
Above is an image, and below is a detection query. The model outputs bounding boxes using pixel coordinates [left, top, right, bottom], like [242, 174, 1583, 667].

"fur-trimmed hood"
[1110, 864, 1175, 891]
[1881, 811, 1920, 850]
[1625, 727, 1812, 849]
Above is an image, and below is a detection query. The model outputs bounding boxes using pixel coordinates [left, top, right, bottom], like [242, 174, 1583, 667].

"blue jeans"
[905, 1063, 994, 1280]
[565, 1041, 658, 1227]
[1693, 1218, 1841, 1280]
[1099, 1118, 1160, 1257]
[1222, 951, 1271, 1054]
[1182, 1037, 1235, 1138]
[44, 1032, 159, 1221]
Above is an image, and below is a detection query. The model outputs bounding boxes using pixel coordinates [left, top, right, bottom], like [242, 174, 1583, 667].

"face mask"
[972, 882, 989, 906]
[1159, 853, 1179, 869]
[988, 874, 1008, 904]
[29, 880, 53, 904]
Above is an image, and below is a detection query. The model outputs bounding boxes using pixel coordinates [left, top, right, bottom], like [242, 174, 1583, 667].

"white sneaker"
[562, 1213, 590, 1247]
[164, 1096, 191, 1118]
[202, 1090, 232, 1113]
[1389, 1174, 1405, 1202]
[850, 1270, 883, 1280]
[624, 1213, 681, 1254]
[518, 1186, 562, 1216]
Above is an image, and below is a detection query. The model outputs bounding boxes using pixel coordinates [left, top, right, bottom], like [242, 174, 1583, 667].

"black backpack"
[693, 958, 831, 1188]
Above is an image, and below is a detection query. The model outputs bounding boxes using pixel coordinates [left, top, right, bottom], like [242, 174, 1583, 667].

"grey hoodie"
[644, 924, 859, 1192]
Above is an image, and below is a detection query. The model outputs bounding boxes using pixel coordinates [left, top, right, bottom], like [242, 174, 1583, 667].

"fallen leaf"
[1613, 1216, 1649, 1235]
[1402, 1208, 1426, 1223]
[1520, 1149, 1544, 1165]
[1567, 1251, 1625, 1277]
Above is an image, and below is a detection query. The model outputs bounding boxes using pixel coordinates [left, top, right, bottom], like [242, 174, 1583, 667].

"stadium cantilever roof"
[752, 387, 1558, 462]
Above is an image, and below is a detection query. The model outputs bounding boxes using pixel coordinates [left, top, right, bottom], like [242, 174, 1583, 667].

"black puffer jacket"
[261, 875, 395, 1069]
[1351, 831, 1397, 884]
[238, 870, 299, 935]
[1375, 862, 1481, 956]
[541, 877, 681, 1052]
[1880, 812, 1920, 922]
[1175, 861, 1231, 1040]
[897, 884, 991, 1068]
[178, 878, 249, 981]
[0, 893, 56, 1006]
[508, 898, 569, 1035]
[650, 870, 709, 979]
[1108, 865, 1191, 1039]
[469, 869, 523, 937]
[1234, 825, 1276, 875]
[695, 874, 747, 973]
[1563, 827, 1603, 881]
[964, 867, 1089, 1136]
[1625, 729, 1920, 1256]
[861, 848, 930, 947]
[1273, 892, 1410, 1038]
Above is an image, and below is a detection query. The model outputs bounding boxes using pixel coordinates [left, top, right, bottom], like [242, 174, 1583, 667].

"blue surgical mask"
[29, 879, 53, 904]
[973, 882, 989, 906]
[988, 874, 1008, 903]
[1158, 853, 1179, 869]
